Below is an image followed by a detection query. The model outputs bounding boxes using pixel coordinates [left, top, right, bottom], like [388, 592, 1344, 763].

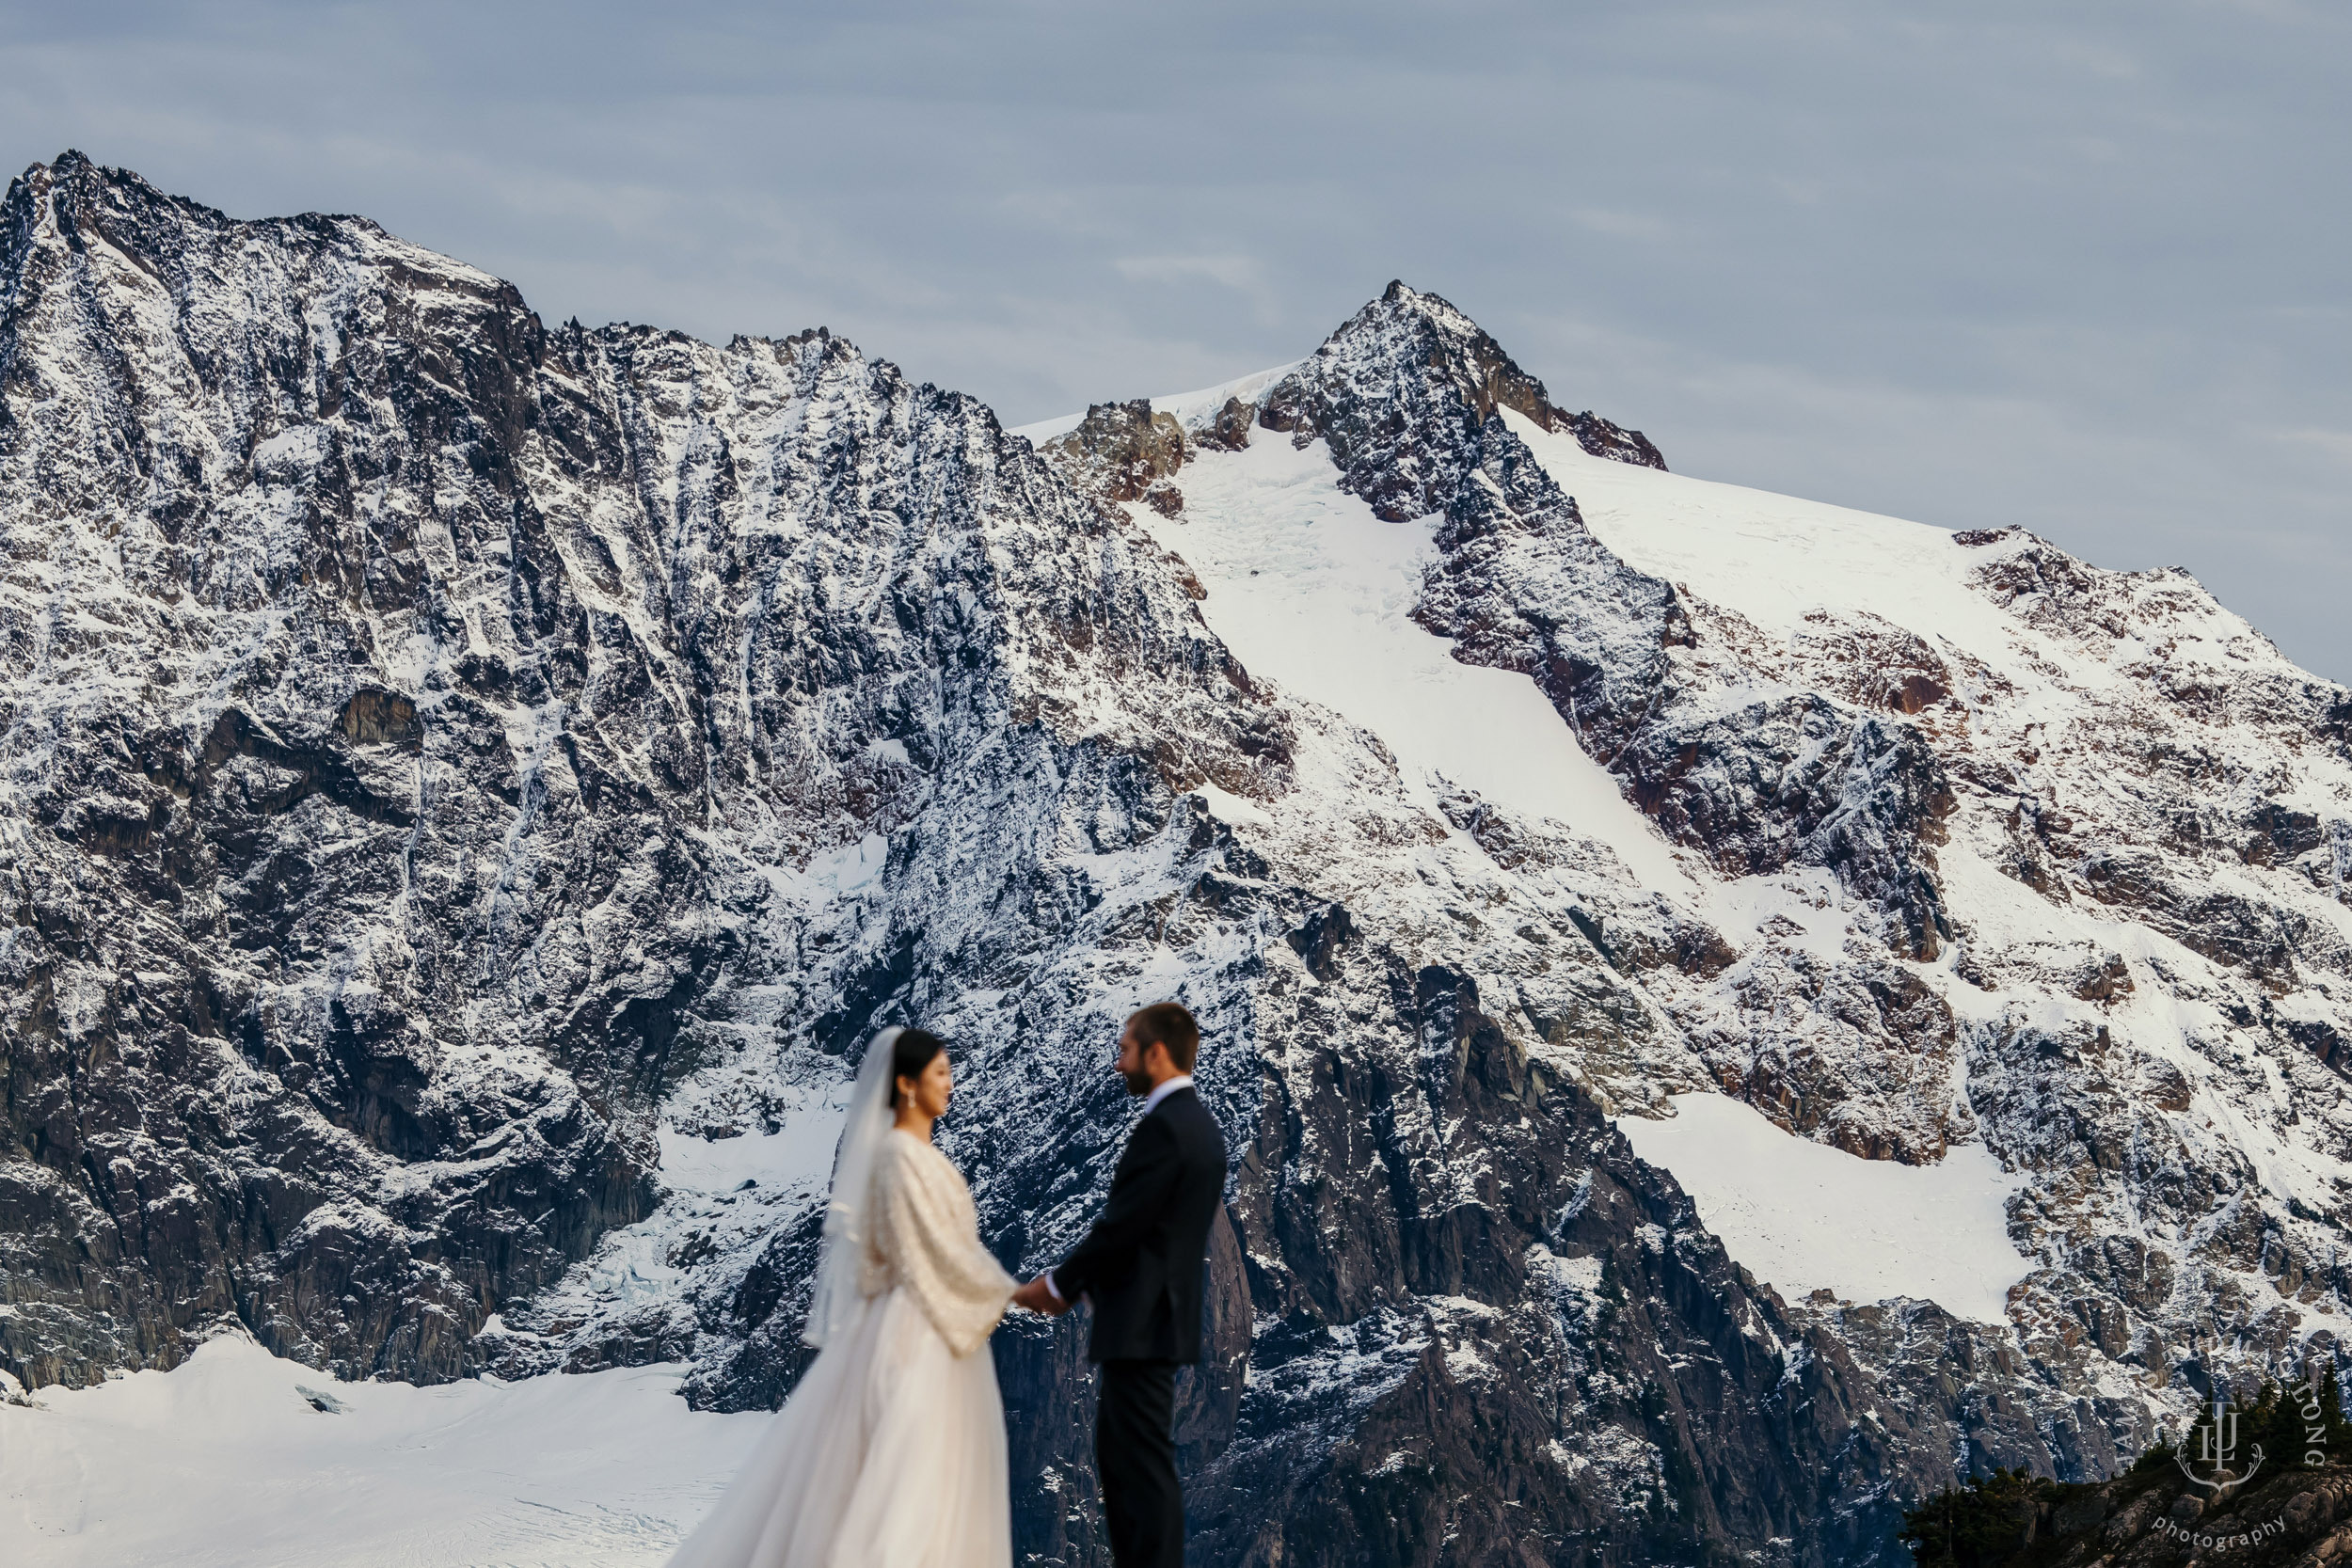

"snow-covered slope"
[1137, 430, 1690, 893]
[1, 1336, 763, 1567]
[1511, 411, 2033, 663]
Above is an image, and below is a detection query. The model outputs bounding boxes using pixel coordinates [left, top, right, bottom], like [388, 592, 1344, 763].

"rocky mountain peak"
[1252, 277, 1662, 523]
[6, 150, 189, 240]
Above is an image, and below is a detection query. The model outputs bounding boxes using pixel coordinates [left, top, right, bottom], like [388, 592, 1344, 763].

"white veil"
[802, 1026, 901, 1349]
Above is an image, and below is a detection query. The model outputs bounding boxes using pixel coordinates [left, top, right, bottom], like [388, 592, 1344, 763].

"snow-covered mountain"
[5, 153, 2350, 1568]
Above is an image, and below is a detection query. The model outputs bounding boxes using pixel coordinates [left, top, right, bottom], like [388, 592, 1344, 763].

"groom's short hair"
[1129, 1003, 1200, 1072]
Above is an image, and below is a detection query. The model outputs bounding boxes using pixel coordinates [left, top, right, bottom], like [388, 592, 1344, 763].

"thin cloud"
[2275, 428, 2352, 464]
[1570, 208, 1672, 243]
[1112, 254, 1277, 322]
[1113, 254, 1265, 291]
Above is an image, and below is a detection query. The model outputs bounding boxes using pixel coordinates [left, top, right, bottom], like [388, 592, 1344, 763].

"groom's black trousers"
[1096, 1360, 1182, 1568]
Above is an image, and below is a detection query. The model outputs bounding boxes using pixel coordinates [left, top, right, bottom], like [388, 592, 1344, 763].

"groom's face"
[1115, 1021, 1155, 1098]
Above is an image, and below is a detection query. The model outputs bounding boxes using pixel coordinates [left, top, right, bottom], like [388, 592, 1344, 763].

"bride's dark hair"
[888, 1028, 947, 1107]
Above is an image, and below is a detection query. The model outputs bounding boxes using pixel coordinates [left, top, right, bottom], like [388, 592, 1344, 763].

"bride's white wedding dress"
[668, 1034, 1018, 1568]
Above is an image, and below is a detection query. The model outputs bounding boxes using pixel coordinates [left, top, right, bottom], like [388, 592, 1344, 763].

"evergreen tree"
[2317, 1363, 2352, 1449]
[1899, 1469, 2066, 1568]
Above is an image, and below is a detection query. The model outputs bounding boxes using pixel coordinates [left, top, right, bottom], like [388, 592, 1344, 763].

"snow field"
[1613, 1093, 2029, 1323]
[0, 1335, 769, 1568]
[1502, 408, 2046, 674]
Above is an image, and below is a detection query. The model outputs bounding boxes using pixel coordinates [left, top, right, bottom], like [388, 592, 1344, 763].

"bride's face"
[899, 1051, 952, 1119]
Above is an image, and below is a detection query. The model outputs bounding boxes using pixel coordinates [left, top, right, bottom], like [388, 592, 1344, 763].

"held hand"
[1011, 1275, 1070, 1316]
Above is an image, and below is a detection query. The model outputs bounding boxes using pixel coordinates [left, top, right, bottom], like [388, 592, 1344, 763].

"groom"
[1011, 1002, 1226, 1568]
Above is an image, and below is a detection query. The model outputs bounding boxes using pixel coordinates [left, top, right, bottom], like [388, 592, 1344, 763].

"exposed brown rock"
[1041, 398, 1188, 504]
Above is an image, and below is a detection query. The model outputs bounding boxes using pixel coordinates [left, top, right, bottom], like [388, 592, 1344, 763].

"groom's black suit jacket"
[1055, 1085, 1226, 1364]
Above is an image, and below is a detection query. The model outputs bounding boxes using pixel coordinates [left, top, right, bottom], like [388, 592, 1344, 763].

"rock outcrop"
[1915, 1459, 2352, 1568]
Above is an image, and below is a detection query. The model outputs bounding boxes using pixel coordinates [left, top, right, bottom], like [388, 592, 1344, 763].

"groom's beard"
[1120, 1069, 1154, 1097]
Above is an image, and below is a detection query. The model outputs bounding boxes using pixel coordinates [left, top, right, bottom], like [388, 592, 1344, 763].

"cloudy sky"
[7, 1, 2346, 676]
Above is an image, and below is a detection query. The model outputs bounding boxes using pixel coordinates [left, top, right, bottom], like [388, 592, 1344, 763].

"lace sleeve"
[874, 1136, 1018, 1357]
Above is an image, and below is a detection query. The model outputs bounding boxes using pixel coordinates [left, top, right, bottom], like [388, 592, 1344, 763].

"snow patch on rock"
[1615, 1093, 2028, 1323]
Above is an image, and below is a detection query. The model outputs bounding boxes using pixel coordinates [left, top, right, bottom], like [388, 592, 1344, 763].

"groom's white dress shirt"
[1043, 1074, 1192, 1306]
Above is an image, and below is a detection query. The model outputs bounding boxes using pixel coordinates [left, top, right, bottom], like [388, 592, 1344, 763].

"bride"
[667, 1027, 1022, 1568]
